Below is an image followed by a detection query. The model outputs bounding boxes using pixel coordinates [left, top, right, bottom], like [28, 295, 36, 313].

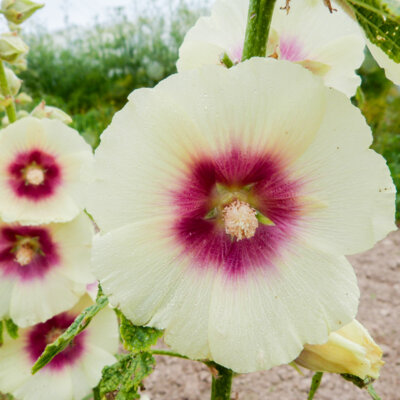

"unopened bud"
[31, 101, 73, 124]
[12, 54, 27, 71]
[0, 32, 28, 63]
[2, 109, 28, 126]
[295, 320, 383, 380]
[15, 92, 31, 104]
[4, 66, 21, 95]
[1, 0, 44, 25]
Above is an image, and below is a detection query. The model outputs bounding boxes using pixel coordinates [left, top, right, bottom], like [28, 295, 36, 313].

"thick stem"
[210, 363, 233, 400]
[242, 0, 277, 61]
[0, 60, 17, 124]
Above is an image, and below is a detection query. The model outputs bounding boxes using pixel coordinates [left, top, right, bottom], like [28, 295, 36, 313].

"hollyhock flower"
[88, 59, 396, 373]
[0, 295, 118, 400]
[177, 0, 365, 96]
[0, 212, 94, 327]
[296, 320, 384, 379]
[0, 117, 93, 224]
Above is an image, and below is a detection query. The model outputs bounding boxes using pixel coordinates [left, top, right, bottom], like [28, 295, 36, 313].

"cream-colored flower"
[0, 213, 94, 327]
[296, 319, 384, 379]
[0, 295, 119, 400]
[0, 117, 93, 224]
[177, 0, 365, 96]
[87, 59, 395, 373]
[367, 41, 400, 85]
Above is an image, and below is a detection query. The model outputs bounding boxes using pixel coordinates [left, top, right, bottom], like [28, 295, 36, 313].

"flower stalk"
[242, 0, 277, 61]
[0, 60, 16, 123]
[210, 362, 233, 400]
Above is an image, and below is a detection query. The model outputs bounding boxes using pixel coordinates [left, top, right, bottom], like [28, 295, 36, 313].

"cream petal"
[14, 369, 73, 400]
[208, 242, 359, 372]
[10, 271, 84, 327]
[70, 365, 93, 400]
[367, 40, 400, 85]
[291, 89, 396, 255]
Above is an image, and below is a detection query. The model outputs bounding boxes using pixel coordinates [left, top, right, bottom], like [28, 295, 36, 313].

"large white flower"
[0, 295, 118, 400]
[177, 0, 365, 96]
[367, 41, 400, 85]
[88, 59, 396, 373]
[0, 212, 94, 327]
[0, 117, 93, 225]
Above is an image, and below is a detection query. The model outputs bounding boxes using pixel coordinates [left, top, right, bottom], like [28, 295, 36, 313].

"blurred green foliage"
[18, 4, 400, 219]
[357, 49, 400, 220]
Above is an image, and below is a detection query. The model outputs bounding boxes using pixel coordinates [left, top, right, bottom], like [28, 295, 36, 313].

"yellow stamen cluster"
[223, 199, 259, 240]
[15, 244, 35, 266]
[25, 165, 45, 185]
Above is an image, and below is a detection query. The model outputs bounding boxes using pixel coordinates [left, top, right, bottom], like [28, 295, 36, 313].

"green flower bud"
[31, 101, 73, 124]
[1, 0, 44, 25]
[15, 91, 31, 104]
[0, 32, 28, 63]
[4, 66, 21, 95]
[295, 320, 384, 380]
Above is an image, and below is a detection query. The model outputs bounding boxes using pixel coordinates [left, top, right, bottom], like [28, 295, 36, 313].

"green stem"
[210, 362, 233, 400]
[150, 349, 191, 360]
[0, 61, 16, 124]
[242, 0, 277, 61]
[367, 384, 381, 400]
[308, 372, 323, 400]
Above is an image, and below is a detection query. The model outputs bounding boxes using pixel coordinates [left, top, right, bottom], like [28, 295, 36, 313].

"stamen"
[25, 166, 45, 185]
[15, 244, 35, 266]
[223, 199, 259, 240]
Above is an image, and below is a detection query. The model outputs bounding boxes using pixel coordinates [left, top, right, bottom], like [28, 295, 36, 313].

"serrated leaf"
[119, 312, 163, 352]
[4, 319, 18, 339]
[31, 291, 109, 374]
[99, 353, 155, 400]
[343, 0, 400, 62]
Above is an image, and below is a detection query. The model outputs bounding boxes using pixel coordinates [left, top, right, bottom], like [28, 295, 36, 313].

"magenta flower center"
[8, 149, 62, 201]
[26, 313, 86, 370]
[171, 148, 303, 278]
[0, 225, 59, 281]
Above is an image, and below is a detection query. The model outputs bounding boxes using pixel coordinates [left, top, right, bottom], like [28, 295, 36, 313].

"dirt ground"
[143, 229, 400, 400]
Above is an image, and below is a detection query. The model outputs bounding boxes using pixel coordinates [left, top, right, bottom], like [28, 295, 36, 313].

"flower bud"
[295, 320, 383, 379]
[4, 66, 21, 95]
[31, 101, 73, 124]
[0, 32, 28, 63]
[15, 91, 31, 104]
[1, 0, 44, 25]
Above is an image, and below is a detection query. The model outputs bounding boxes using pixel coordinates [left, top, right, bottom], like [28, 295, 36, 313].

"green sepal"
[4, 318, 18, 339]
[343, 0, 400, 62]
[118, 311, 163, 352]
[99, 353, 155, 399]
[308, 371, 323, 400]
[31, 288, 109, 374]
[220, 53, 234, 68]
[256, 211, 275, 226]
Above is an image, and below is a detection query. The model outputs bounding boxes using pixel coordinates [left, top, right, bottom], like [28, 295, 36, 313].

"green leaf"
[99, 353, 155, 400]
[119, 312, 163, 352]
[0, 321, 3, 346]
[4, 319, 18, 339]
[343, 0, 400, 62]
[31, 291, 109, 374]
[308, 372, 323, 400]
[255, 211, 275, 226]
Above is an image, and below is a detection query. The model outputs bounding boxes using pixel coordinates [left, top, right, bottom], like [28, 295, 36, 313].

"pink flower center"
[0, 225, 59, 281]
[278, 36, 306, 62]
[7, 149, 62, 201]
[171, 148, 303, 278]
[26, 313, 86, 370]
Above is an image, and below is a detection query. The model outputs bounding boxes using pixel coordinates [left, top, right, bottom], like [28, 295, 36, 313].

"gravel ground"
[143, 229, 400, 400]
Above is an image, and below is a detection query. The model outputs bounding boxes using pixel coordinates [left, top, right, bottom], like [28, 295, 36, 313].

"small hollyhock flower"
[0, 117, 93, 224]
[0, 212, 94, 327]
[296, 319, 384, 379]
[177, 0, 365, 96]
[88, 59, 396, 373]
[0, 295, 118, 400]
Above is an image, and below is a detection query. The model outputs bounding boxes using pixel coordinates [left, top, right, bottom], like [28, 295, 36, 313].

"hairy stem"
[242, 0, 277, 61]
[210, 362, 233, 400]
[0, 61, 16, 124]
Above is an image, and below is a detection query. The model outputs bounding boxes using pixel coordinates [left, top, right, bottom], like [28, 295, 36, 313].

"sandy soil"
[143, 229, 400, 400]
